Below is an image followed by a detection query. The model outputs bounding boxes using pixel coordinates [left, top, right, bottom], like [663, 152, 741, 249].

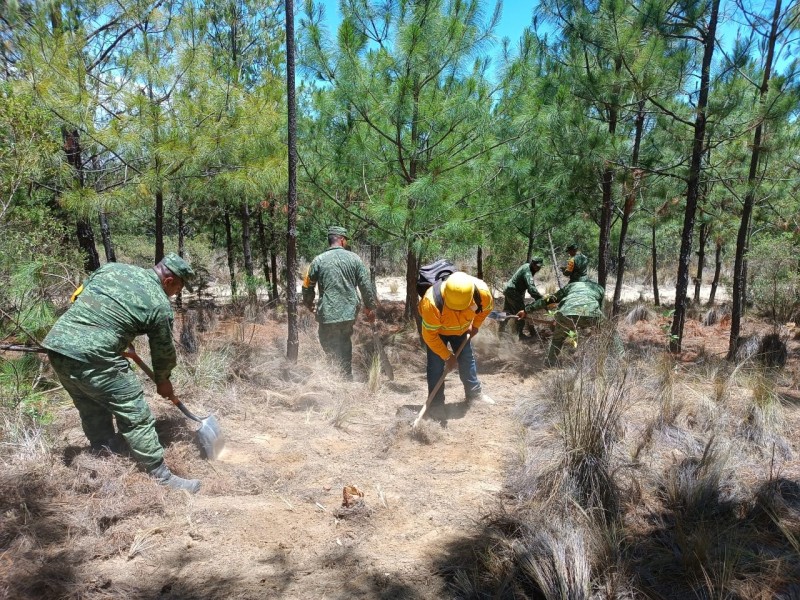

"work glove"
[304, 301, 315, 313]
[516, 310, 526, 320]
[467, 325, 479, 339]
[445, 354, 458, 372]
[364, 307, 376, 324]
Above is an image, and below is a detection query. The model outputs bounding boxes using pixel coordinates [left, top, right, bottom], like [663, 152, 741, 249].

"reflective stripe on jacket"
[418, 276, 493, 360]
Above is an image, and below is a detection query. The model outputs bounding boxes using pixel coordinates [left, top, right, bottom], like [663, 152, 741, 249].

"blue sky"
[311, 0, 539, 47]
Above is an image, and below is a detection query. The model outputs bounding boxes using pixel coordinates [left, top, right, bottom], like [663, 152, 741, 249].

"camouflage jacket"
[526, 280, 605, 319]
[503, 263, 542, 301]
[42, 263, 176, 382]
[302, 247, 377, 324]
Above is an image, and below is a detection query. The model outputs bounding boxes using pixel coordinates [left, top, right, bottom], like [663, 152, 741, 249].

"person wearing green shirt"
[518, 258, 607, 365]
[562, 243, 589, 283]
[43, 253, 201, 493]
[302, 226, 377, 380]
[500, 258, 543, 340]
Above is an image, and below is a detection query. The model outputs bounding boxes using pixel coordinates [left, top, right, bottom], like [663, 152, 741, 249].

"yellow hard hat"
[442, 272, 474, 310]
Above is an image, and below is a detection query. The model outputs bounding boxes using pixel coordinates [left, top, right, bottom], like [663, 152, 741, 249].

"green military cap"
[530, 257, 544, 266]
[328, 225, 348, 238]
[162, 253, 196, 291]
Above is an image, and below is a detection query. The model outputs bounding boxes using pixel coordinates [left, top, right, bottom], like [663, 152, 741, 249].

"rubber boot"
[150, 462, 201, 494]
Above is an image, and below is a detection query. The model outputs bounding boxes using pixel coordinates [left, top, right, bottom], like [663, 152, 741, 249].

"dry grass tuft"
[735, 332, 788, 368]
[513, 519, 591, 599]
[624, 304, 654, 325]
[702, 305, 729, 326]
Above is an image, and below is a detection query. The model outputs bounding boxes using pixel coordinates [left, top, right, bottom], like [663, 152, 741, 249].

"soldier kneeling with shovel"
[43, 254, 202, 494]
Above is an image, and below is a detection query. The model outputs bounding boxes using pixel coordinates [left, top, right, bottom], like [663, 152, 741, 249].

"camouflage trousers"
[318, 320, 355, 379]
[500, 292, 526, 336]
[47, 351, 164, 471]
[547, 314, 600, 365]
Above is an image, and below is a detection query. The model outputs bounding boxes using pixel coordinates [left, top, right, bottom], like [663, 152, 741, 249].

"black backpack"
[416, 259, 482, 313]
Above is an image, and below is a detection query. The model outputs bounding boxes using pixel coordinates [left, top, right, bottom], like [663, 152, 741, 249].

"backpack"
[416, 259, 482, 313]
[416, 259, 456, 298]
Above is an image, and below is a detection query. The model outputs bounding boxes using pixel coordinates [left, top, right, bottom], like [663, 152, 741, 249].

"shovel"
[1, 344, 224, 459]
[487, 311, 520, 321]
[412, 333, 470, 430]
[128, 352, 225, 460]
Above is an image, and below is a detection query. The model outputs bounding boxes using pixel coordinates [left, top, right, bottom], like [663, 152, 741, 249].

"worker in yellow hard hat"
[418, 271, 495, 416]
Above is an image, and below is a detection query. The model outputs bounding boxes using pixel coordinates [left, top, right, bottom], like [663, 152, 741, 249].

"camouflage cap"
[162, 253, 196, 291]
[530, 257, 544, 266]
[328, 226, 348, 238]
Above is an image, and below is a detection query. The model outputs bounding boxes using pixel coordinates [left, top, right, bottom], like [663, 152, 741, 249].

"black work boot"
[150, 463, 201, 494]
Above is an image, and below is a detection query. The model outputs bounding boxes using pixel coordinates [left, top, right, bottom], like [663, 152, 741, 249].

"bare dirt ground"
[1, 281, 795, 600]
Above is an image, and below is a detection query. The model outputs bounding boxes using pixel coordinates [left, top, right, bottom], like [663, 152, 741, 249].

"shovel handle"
[127, 351, 203, 422]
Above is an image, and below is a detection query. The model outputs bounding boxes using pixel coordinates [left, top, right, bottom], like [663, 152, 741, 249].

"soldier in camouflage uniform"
[500, 258, 544, 339]
[43, 254, 201, 493]
[519, 259, 607, 366]
[562, 243, 589, 283]
[302, 226, 377, 380]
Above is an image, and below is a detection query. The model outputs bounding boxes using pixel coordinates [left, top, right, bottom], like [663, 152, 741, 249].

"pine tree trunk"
[285, 0, 299, 361]
[62, 127, 100, 271]
[268, 200, 278, 304]
[526, 197, 535, 262]
[612, 101, 645, 316]
[708, 237, 722, 306]
[694, 221, 709, 304]
[176, 199, 186, 310]
[477, 246, 483, 280]
[99, 211, 116, 263]
[652, 218, 660, 307]
[727, 0, 782, 359]
[241, 201, 255, 298]
[224, 210, 237, 299]
[370, 244, 378, 289]
[669, 0, 720, 353]
[155, 187, 165, 264]
[256, 205, 272, 301]
[405, 248, 419, 322]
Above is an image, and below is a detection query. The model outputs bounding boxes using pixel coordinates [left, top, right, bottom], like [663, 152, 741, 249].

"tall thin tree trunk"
[727, 0, 782, 359]
[268, 200, 278, 304]
[256, 204, 272, 301]
[370, 244, 378, 289]
[94, 155, 116, 263]
[612, 100, 645, 316]
[241, 201, 255, 298]
[285, 0, 299, 361]
[670, 0, 720, 353]
[477, 246, 483, 280]
[708, 236, 722, 306]
[176, 198, 186, 310]
[597, 59, 621, 288]
[99, 211, 116, 263]
[62, 127, 100, 271]
[694, 221, 709, 304]
[224, 210, 237, 299]
[405, 248, 419, 322]
[155, 187, 164, 263]
[651, 217, 660, 307]
[526, 196, 535, 262]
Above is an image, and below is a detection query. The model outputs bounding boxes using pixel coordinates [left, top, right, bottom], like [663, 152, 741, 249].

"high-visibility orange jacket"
[418, 276, 493, 360]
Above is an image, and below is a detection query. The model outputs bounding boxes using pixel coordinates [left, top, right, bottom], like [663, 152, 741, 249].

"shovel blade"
[488, 311, 519, 320]
[196, 414, 225, 460]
